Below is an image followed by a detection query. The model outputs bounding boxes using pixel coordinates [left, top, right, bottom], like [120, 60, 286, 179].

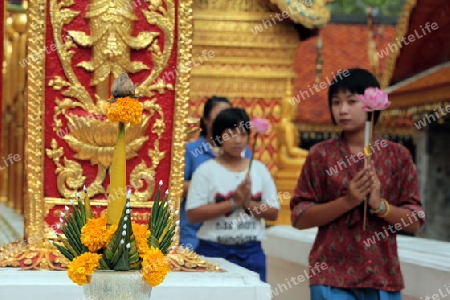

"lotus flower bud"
[110, 71, 136, 98]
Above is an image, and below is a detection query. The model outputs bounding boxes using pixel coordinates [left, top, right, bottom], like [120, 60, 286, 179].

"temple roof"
[380, 0, 450, 89]
[293, 23, 396, 125]
[379, 0, 450, 110]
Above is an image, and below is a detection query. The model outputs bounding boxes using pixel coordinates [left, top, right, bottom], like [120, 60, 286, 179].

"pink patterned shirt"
[290, 136, 425, 291]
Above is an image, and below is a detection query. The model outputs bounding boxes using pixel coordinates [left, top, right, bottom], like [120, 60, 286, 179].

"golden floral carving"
[25, 0, 47, 245]
[62, 116, 150, 168]
[168, 247, 222, 272]
[69, 1, 158, 85]
[44, 0, 176, 202]
[169, 0, 193, 246]
[46, 139, 109, 198]
[3, 0, 198, 271]
[129, 161, 155, 202]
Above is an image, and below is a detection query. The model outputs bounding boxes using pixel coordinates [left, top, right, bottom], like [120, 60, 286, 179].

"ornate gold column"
[13, 10, 27, 215]
[0, 5, 10, 204]
[1, 3, 27, 213]
[188, 1, 330, 225]
[1, 0, 202, 271]
[189, 0, 300, 174]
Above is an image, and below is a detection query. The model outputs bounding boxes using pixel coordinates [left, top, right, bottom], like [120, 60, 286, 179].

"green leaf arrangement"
[52, 191, 89, 260]
[51, 181, 177, 286]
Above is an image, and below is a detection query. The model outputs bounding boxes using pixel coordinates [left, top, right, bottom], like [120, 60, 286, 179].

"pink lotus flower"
[358, 88, 390, 112]
[251, 118, 269, 134]
[247, 118, 269, 176]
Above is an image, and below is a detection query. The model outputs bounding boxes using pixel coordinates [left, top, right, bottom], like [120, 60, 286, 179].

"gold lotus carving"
[63, 115, 150, 168]
[45, 0, 176, 202]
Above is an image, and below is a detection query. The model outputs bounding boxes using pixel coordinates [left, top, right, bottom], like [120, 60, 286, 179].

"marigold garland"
[53, 73, 175, 290]
[132, 222, 150, 255]
[141, 247, 171, 287]
[68, 252, 102, 286]
[106, 96, 143, 125]
[81, 214, 114, 252]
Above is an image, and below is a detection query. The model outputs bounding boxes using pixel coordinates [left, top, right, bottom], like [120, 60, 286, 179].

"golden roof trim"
[386, 62, 450, 94]
[268, 0, 331, 29]
[380, 0, 418, 89]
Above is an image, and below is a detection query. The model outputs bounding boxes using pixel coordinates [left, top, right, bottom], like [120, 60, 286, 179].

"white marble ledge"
[0, 258, 271, 300]
[263, 226, 450, 272]
[0, 203, 23, 247]
[263, 226, 450, 299]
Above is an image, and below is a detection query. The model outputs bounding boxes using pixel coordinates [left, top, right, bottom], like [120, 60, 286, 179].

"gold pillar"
[0, 3, 8, 203]
[1, 3, 27, 213]
[190, 1, 299, 100]
[3, 14, 15, 208]
[189, 0, 300, 176]
[12, 11, 27, 214]
[188, 0, 330, 225]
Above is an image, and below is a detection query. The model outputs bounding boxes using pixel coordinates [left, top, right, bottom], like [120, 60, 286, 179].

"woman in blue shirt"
[180, 96, 251, 250]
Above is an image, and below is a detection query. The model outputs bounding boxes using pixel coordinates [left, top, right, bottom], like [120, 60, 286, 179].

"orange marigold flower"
[67, 252, 102, 286]
[141, 247, 170, 287]
[81, 214, 111, 252]
[106, 96, 143, 126]
[132, 222, 150, 255]
[106, 221, 119, 245]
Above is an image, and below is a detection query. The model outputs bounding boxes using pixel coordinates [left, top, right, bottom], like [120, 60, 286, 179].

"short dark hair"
[328, 68, 381, 125]
[200, 96, 231, 137]
[212, 108, 251, 146]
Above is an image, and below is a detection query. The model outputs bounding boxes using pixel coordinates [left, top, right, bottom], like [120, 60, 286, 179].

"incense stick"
[363, 113, 375, 230]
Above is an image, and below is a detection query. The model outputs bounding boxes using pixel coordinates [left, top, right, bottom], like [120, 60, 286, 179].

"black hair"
[211, 107, 251, 147]
[328, 68, 381, 125]
[199, 96, 231, 137]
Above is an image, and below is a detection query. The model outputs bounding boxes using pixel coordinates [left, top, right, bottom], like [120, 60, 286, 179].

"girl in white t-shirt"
[186, 107, 279, 282]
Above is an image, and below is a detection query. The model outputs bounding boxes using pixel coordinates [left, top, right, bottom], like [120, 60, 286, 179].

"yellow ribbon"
[363, 145, 373, 157]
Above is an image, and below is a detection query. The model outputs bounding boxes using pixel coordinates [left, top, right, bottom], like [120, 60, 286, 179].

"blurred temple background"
[0, 1, 449, 299]
[1, 0, 449, 244]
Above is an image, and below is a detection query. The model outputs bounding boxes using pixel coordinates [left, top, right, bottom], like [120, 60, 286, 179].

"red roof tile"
[293, 24, 397, 124]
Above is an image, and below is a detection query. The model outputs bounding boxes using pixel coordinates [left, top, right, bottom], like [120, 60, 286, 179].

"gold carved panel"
[25, 0, 192, 244]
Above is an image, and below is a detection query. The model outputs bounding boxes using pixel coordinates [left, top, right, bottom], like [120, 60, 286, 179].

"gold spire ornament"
[105, 72, 143, 225]
[108, 72, 138, 103]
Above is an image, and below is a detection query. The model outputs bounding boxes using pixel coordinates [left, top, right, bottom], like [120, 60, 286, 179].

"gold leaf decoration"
[129, 161, 156, 202]
[63, 116, 150, 168]
[59, 9, 80, 25]
[45, 0, 176, 203]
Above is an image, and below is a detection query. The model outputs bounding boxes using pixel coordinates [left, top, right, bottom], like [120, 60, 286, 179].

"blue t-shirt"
[179, 135, 251, 250]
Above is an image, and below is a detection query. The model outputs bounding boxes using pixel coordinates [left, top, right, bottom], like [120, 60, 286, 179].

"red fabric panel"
[44, 1, 179, 228]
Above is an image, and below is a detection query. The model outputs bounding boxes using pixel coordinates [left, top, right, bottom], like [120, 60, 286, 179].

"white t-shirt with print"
[186, 159, 279, 245]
